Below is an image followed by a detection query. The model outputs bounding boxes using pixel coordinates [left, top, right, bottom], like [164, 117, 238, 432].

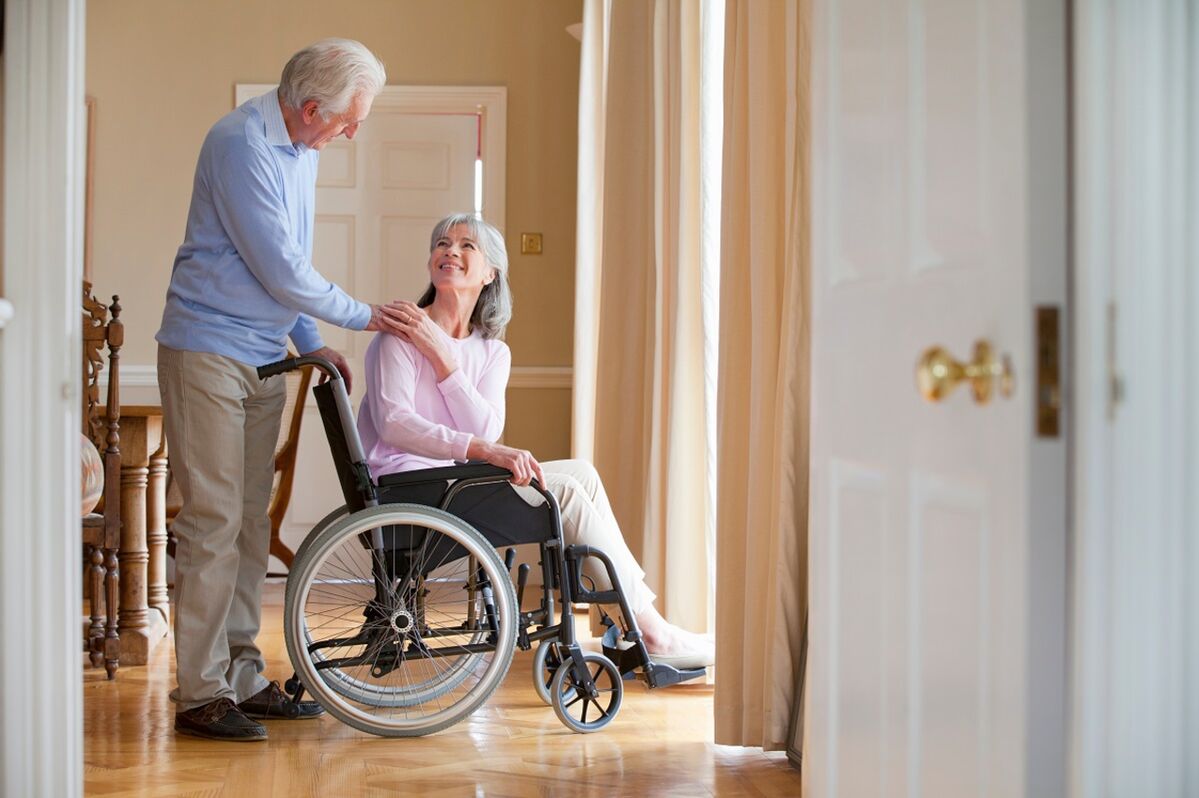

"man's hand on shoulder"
[300, 346, 354, 394]
[365, 302, 408, 336]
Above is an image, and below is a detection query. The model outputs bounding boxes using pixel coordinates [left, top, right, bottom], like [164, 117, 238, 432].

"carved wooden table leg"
[103, 545, 120, 678]
[117, 413, 169, 664]
[147, 438, 170, 623]
[87, 545, 105, 668]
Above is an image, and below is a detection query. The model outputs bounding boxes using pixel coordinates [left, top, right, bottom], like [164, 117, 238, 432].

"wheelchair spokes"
[285, 505, 516, 736]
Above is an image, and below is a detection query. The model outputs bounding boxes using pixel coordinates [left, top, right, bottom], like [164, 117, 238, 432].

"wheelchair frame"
[258, 355, 704, 736]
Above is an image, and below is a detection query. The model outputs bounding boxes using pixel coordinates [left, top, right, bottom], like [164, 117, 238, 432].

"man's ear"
[301, 100, 322, 123]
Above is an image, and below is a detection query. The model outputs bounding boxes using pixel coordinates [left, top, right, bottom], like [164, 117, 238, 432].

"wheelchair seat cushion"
[377, 469, 557, 548]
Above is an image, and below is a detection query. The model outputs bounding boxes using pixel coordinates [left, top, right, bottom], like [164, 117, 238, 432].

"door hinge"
[1035, 305, 1061, 437]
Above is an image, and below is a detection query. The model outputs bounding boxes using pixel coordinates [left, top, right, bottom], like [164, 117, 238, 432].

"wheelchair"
[257, 355, 705, 737]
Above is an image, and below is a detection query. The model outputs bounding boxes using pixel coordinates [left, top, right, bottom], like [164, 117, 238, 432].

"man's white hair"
[278, 38, 386, 118]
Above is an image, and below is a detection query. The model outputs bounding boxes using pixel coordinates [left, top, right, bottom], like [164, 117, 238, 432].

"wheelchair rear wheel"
[290, 504, 347, 566]
[285, 504, 518, 737]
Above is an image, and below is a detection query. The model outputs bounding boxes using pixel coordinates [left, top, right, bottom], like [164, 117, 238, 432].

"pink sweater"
[357, 328, 511, 477]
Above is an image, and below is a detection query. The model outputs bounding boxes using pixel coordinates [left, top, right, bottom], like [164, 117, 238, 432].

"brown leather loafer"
[238, 680, 325, 720]
[175, 698, 267, 741]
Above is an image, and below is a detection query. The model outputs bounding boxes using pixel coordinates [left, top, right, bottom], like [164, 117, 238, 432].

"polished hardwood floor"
[84, 582, 802, 797]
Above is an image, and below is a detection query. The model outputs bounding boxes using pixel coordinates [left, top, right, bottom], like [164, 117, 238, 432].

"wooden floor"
[83, 582, 802, 797]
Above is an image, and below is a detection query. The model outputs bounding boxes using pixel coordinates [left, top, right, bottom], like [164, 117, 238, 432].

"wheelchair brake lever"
[517, 563, 530, 610]
[504, 547, 516, 572]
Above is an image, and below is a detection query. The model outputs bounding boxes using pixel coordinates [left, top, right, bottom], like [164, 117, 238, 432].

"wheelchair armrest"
[377, 461, 513, 488]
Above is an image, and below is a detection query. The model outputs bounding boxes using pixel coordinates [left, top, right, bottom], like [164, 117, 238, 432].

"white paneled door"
[805, 2, 1067, 797]
[234, 86, 506, 567]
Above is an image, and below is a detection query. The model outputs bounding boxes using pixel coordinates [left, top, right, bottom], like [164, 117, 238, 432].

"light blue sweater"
[156, 91, 369, 365]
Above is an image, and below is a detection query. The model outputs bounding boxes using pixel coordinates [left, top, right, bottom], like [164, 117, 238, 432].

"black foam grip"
[257, 358, 299, 380]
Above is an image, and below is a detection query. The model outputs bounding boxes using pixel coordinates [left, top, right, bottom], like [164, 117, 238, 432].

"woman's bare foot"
[634, 605, 715, 668]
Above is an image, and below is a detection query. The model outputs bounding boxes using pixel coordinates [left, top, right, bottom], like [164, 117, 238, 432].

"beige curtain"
[713, 0, 810, 751]
[573, 0, 719, 633]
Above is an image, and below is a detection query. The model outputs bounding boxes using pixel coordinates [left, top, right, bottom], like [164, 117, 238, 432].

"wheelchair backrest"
[312, 380, 375, 512]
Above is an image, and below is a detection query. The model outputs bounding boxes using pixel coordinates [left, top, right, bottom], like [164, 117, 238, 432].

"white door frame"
[1071, 2, 1199, 794]
[1025, 3, 1071, 795]
[1, 0, 87, 795]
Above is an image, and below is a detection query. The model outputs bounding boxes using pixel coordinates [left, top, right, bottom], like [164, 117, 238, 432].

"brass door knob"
[916, 340, 1014, 403]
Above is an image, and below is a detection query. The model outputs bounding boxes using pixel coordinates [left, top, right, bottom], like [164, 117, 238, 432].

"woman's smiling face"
[427, 223, 495, 292]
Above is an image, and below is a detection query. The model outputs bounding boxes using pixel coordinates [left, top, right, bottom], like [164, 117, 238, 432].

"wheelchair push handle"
[257, 355, 342, 383]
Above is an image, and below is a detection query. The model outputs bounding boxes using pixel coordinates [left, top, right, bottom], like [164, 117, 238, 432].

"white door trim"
[1024, 4, 1071, 796]
[1, 0, 87, 795]
[1071, 2, 1199, 794]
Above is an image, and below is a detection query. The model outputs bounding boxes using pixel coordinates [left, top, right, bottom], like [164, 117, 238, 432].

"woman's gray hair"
[279, 38, 386, 118]
[418, 213, 512, 340]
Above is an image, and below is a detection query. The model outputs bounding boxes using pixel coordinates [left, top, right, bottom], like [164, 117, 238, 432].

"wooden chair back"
[267, 360, 314, 567]
[81, 280, 122, 678]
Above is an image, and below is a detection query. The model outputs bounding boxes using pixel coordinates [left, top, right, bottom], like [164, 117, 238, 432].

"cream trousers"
[158, 345, 284, 711]
[514, 459, 656, 616]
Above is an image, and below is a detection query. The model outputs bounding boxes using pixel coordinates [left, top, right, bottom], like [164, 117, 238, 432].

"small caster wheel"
[285, 677, 301, 694]
[551, 653, 623, 733]
[532, 640, 568, 705]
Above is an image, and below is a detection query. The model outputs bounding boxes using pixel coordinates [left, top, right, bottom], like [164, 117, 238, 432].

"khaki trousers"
[517, 459, 656, 615]
[158, 345, 285, 710]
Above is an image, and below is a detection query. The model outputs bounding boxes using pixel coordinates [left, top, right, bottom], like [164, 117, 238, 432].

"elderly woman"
[357, 213, 713, 669]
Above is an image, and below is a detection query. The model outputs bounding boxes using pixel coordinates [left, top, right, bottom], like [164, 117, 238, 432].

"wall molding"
[110, 364, 157, 388]
[509, 366, 573, 389]
[107, 364, 574, 393]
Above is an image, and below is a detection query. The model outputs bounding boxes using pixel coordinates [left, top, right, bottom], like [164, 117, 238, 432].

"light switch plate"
[520, 233, 543, 255]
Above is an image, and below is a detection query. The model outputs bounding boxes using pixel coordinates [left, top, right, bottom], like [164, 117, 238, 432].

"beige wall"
[86, 0, 579, 458]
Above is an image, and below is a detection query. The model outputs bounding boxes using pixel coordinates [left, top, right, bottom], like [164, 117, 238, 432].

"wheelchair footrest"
[601, 624, 706, 689]
[644, 662, 707, 687]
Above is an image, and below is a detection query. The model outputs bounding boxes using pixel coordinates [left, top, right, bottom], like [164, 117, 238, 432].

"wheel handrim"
[286, 506, 516, 734]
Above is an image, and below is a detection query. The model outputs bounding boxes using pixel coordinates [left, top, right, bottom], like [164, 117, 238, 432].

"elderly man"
[156, 39, 403, 741]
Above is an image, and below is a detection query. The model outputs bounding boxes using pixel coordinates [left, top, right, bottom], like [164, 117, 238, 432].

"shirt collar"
[254, 90, 296, 150]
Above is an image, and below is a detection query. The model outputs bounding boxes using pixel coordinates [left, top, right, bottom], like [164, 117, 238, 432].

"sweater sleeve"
[367, 334, 473, 461]
[435, 342, 509, 442]
[287, 314, 323, 355]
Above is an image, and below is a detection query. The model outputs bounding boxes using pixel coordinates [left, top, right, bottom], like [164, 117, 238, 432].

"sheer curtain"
[572, 0, 721, 633]
[712, 0, 809, 750]
[572, 0, 810, 750]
